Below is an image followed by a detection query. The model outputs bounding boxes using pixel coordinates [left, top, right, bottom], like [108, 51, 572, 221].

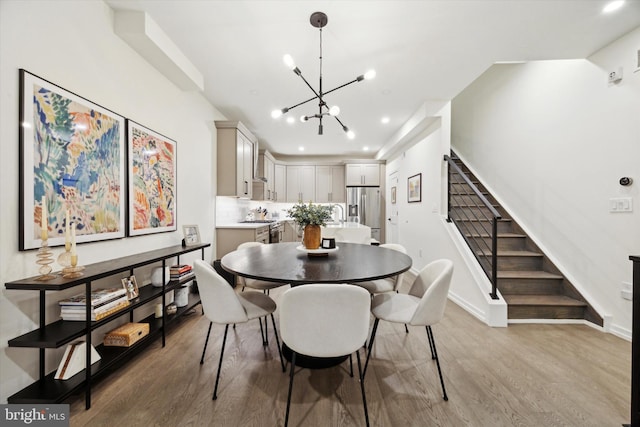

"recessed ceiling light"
[298, 146, 304, 151]
[286, 116, 295, 124]
[249, 89, 259, 96]
[603, 0, 624, 13]
[381, 117, 390, 124]
[363, 146, 369, 151]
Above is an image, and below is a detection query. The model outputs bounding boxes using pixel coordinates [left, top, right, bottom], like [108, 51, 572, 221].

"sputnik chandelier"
[271, 11, 375, 139]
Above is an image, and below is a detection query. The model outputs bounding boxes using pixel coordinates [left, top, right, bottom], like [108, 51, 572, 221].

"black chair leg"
[258, 317, 268, 346]
[356, 349, 370, 427]
[213, 324, 230, 400]
[284, 351, 297, 427]
[200, 321, 213, 364]
[349, 354, 354, 377]
[426, 325, 436, 360]
[363, 318, 379, 378]
[426, 326, 448, 401]
[270, 313, 286, 372]
[404, 324, 409, 334]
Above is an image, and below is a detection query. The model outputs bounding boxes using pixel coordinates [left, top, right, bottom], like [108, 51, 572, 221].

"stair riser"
[480, 256, 543, 271]
[448, 193, 497, 206]
[453, 219, 514, 234]
[498, 279, 563, 295]
[473, 236, 526, 251]
[508, 305, 586, 320]
[449, 206, 502, 220]
[449, 182, 487, 193]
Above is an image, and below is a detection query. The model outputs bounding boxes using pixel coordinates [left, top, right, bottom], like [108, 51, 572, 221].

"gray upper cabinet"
[345, 163, 380, 186]
[315, 165, 345, 203]
[215, 121, 256, 198]
[286, 165, 315, 202]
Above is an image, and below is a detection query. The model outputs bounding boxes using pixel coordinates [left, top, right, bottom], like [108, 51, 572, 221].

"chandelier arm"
[295, 71, 323, 103]
[333, 115, 350, 132]
[280, 94, 321, 112]
[322, 78, 361, 97]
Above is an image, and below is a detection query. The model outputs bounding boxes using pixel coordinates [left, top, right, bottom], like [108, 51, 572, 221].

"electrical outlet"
[621, 281, 633, 300]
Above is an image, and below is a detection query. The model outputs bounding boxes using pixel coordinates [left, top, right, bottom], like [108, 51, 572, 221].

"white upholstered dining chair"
[193, 259, 285, 400]
[363, 259, 454, 401]
[236, 241, 289, 294]
[356, 243, 408, 294]
[280, 284, 372, 427]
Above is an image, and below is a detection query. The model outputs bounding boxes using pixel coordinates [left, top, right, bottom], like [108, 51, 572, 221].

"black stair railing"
[444, 154, 501, 300]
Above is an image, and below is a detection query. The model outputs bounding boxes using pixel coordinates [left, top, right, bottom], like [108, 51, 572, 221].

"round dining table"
[221, 242, 412, 368]
[220, 242, 412, 286]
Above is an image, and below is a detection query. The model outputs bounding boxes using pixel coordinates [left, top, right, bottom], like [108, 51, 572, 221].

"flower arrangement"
[286, 202, 333, 227]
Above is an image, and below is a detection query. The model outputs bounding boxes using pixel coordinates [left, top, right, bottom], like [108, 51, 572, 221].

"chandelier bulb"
[364, 70, 376, 80]
[328, 105, 340, 116]
[283, 54, 296, 70]
[271, 109, 283, 119]
[346, 130, 355, 139]
[300, 115, 308, 122]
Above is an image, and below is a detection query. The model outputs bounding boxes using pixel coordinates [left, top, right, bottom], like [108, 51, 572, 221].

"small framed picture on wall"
[391, 186, 397, 204]
[408, 173, 422, 203]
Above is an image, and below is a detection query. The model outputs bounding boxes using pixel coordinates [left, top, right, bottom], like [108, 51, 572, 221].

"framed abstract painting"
[127, 120, 177, 236]
[19, 70, 126, 250]
[408, 173, 422, 203]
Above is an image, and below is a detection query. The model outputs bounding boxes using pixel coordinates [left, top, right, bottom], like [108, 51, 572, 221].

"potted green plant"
[286, 202, 333, 249]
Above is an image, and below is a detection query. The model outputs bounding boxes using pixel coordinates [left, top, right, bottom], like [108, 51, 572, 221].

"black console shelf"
[4, 243, 209, 409]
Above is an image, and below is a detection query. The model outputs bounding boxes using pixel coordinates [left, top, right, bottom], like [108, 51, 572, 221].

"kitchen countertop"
[216, 222, 273, 229]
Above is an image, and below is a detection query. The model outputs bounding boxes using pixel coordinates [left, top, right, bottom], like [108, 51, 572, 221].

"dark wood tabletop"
[220, 242, 412, 285]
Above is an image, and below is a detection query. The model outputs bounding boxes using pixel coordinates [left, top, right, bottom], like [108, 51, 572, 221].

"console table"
[4, 243, 209, 409]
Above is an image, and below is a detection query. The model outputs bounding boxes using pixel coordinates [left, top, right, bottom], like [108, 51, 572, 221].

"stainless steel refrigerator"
[346, 187, 382, 242]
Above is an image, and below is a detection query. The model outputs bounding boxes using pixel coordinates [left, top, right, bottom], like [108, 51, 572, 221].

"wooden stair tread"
[498, 270, 563, 279]
[503, 295, 587, 307]
[456, 218, 511, 222]
[477, 250, 542, 257]
[466, 233, 525, 238]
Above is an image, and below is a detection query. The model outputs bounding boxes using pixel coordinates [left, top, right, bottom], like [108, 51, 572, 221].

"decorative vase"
[303, 224, 322, 249]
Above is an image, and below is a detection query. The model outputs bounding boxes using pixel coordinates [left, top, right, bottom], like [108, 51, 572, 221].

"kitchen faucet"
[332, 204, 345, 223]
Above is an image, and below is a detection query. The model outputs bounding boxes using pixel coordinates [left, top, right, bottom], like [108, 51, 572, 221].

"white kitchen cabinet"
[216, 225, 269, 258]
[286, 165, 315, 202]
[345, 163, 380, 186]
[215, 121, 256, 198]
[273, 164, 286, 202]
[315, 165, 345, 203]
[253, 151, 276, 201]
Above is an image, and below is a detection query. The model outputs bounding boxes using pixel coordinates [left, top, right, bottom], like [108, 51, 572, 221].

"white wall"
[451, 27, 640, 338]
[385, 103, 505, 327]
[0, 0, 223, 402]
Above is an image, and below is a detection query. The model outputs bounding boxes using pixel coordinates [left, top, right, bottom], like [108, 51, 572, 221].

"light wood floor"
[69, 285, 631, 427]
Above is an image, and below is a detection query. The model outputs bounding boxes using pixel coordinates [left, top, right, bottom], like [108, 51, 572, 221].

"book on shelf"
[170, 264, 192, 274]
[61, 294, 128, 314]
[60, 299, 130, 321]
[170, 271, 195, 281]
[58, 287, 127, 307]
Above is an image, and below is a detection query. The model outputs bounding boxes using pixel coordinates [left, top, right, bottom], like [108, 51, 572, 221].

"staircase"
[446, 152, 602, 326]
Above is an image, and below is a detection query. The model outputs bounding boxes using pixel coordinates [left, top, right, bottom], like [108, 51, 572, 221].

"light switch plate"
[609, 197, 633, 212]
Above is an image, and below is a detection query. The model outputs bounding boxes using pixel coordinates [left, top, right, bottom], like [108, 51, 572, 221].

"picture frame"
[182, 224, 201, 246]
[19, 69, 126, 250]
[391, 186, 397, 204]
[408, 173, 422, 203]
[121, 275, 139, 300]
[127, 120, 177, 236]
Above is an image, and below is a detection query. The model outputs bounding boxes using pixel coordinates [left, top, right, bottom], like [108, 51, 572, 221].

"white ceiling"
[106, 0, 640, 158]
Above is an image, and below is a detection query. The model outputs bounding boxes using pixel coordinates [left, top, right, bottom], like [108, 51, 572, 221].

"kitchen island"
[321, 222, 372, 245]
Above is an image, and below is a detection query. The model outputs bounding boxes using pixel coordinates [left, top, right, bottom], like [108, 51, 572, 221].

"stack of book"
[170, 264, 194, 282]
[59, 288, 130, 321]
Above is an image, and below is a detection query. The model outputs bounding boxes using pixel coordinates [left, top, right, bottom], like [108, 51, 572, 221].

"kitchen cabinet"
[316, 165, 345, 203]
[273, 163, 286, 202]
[4, 244, 209, 408]
[282, 221, 302, 243]
[286, 165, 315, 202]
[253, 151, 276, 201]
[215, 121, 256, 198]
[216, 225, 270, 258]
[346, 163, 380, 186]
